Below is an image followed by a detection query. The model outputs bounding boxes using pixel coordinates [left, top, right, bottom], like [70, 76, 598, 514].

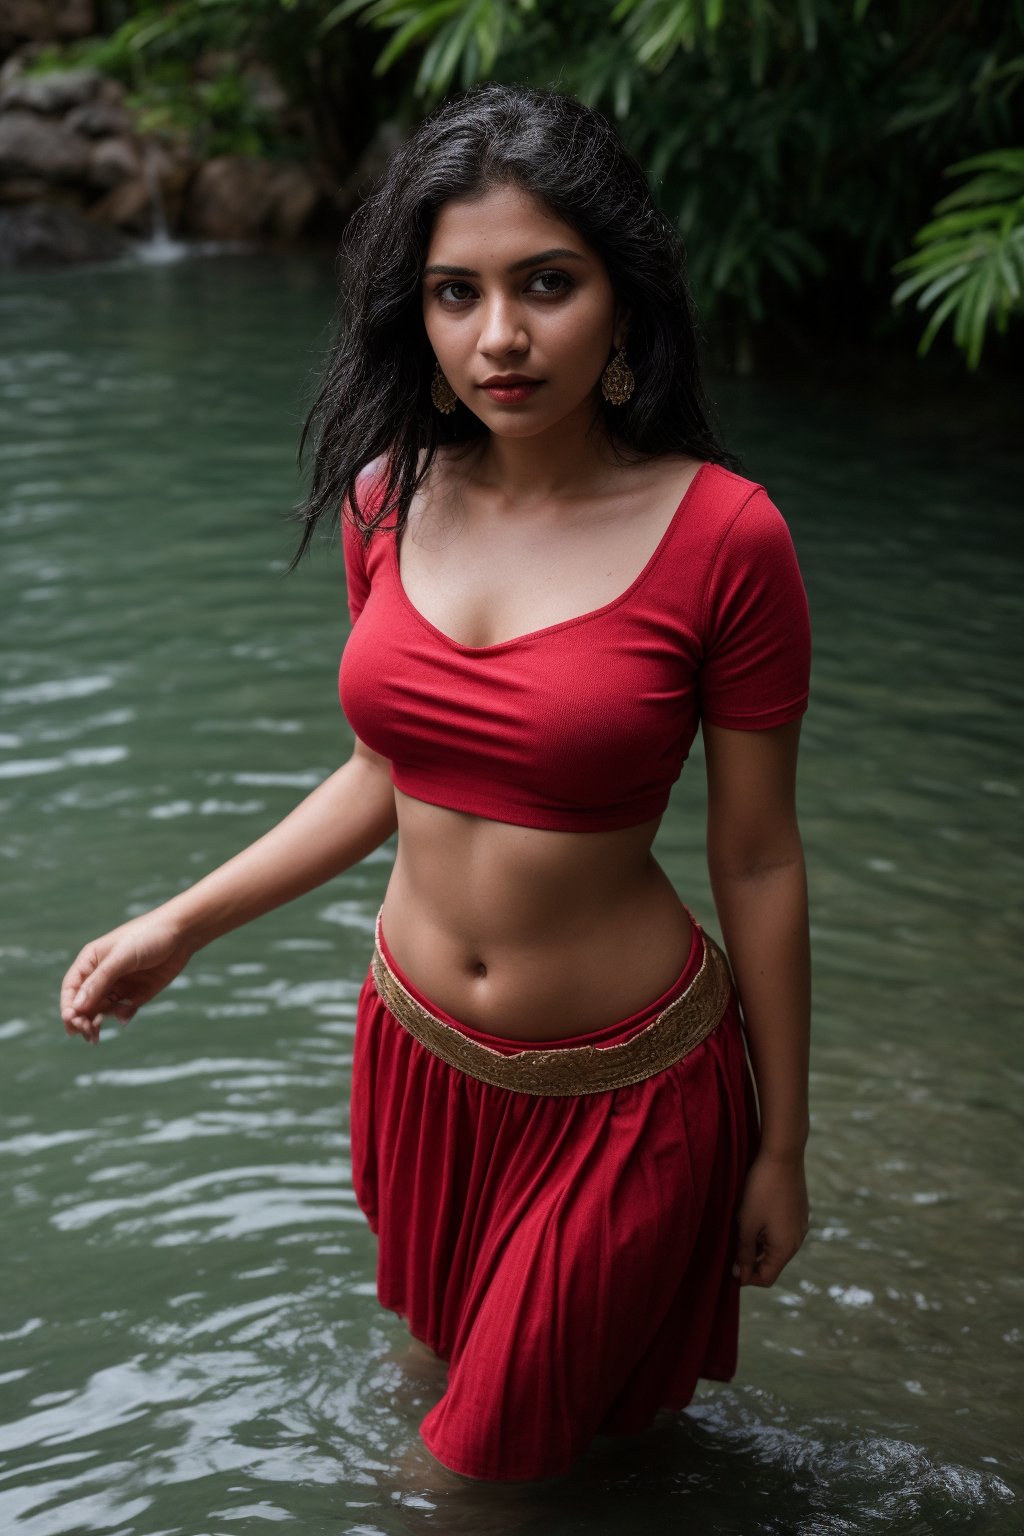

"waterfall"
[136, 144, 188, 264]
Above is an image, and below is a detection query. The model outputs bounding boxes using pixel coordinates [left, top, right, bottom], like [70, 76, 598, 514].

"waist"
[380, 852, 699, 1040]
[385, 792, 694, 1034]
[371, 904, 735, 1095]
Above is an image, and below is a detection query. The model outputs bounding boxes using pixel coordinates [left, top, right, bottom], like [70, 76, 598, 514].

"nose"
[476, 294, 529, 358]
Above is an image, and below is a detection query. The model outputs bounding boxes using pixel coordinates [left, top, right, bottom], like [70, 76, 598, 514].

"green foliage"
[15, 0, 1022, 368]
[892, 149, 1024, 370]
[318, 0, 536, 98]
[115, 64, 279, 158]
[318, 0, 1022, 368]
[18, 2, 323, 158]
[20, 43, 80, 74]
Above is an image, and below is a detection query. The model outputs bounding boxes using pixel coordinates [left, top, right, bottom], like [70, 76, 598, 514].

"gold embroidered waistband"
[369, 909, 733, 1096]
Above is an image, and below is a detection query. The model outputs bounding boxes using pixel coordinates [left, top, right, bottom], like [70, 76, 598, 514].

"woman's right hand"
[60, 910, 199, 1045]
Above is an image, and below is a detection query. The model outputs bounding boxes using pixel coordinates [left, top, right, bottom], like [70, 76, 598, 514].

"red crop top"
[337, 460, 811, 832]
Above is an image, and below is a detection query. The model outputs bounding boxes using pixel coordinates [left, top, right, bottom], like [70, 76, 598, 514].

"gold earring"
[431, 363, 458, 415]
[601, 346, 634, 405]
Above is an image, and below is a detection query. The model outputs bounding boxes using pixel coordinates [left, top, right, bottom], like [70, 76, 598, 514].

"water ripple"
[0, 260, 1019, 1534]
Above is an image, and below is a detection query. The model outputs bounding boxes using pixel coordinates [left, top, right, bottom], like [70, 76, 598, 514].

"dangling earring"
[601, 346, 635, 405]
[431, 363, 458, 415]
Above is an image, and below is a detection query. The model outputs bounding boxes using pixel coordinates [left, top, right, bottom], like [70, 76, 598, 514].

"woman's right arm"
[60, 737, 396, 1044]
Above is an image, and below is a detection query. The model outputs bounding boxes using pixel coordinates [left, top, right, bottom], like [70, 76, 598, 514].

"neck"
[468, 395, 624, 508]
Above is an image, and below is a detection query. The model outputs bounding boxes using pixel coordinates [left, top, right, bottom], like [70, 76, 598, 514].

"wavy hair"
[288, 81, 740, 568]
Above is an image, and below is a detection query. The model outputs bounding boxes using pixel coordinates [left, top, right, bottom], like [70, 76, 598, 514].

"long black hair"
[288, 81, 741, 569]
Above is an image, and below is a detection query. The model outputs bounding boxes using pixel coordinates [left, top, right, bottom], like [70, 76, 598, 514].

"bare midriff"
[379, 788, 697, 1042]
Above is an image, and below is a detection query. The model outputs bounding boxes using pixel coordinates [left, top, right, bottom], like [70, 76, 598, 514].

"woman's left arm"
[703, 716, 811, 1288]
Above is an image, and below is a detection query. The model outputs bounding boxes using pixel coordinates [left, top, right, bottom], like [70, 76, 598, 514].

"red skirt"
[349, 910, 761, 1482]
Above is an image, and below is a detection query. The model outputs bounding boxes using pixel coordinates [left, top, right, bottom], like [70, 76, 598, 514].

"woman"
[60, 83, 811, 1485]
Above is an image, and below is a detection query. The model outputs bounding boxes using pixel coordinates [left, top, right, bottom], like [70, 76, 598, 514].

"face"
[421, 183, 627, 437]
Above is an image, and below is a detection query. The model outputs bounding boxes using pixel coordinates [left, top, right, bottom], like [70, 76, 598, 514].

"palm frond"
[893, 151, 1024, 368]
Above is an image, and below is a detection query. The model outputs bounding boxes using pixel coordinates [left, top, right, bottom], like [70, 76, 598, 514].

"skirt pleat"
[349, 923, 761, 1482]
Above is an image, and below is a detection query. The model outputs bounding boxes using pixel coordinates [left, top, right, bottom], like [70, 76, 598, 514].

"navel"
[470, 959, 488, 980]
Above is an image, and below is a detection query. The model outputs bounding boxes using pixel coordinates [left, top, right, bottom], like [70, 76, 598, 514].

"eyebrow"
[422, 247, 588, 278]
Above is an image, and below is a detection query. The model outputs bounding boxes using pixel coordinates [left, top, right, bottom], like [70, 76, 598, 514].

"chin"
[487, 418, 555, 439]
[477, 399, 586, 439]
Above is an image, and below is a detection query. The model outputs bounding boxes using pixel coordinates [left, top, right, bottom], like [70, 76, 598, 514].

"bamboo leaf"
[945, 149, 1024, 178]
[373, 3, 464, 74]
[907, 265, 971, 310]
[317, 0, 388, 36]
[883, 85, 964, 135]
[916, 286, 964, 357]
[797, 0, 818, 51]
[956, 265, 992, 366]
[893, 239, 995, 276]
[936, 177, 1024, 211]
[912, 208, 1009, 242]
[412, 0, 486, 96]
[997, 249, 1022, 301]
[763, 243, 802, 288]
[613, 67, 633, 119]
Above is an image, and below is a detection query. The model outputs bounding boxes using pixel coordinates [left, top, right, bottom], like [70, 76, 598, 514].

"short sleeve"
[340, 459, 388, 627]
[341, 501, 371, 627]
[698, 488, 811, 730]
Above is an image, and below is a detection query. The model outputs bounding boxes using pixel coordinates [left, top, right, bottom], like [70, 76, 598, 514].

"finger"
[64, 1007, 96, 1038]
[61, 951, 98, 1017]
[751, 1259, 782, 1287]
[66, 1015, 98, 1043]
[732, 1225, 761, 1285]
[71, 1009, 99, 1041]
[751, 1239, 797, 1287]
[70, 957, 124, 1021]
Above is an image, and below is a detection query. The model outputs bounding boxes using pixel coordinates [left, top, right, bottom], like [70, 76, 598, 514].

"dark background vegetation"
[4, 0, 1022, 388]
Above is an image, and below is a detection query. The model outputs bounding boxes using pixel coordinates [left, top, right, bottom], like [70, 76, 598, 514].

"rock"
[183, 156, 273, 238]
[0, 48, 39, 91]
[86, 134, 140, 189]
[0, 174, 51, 203]
[265, 161, 319, 238]
[0, 201, 128, 267]
[184, 155, 318, 240]
[0, 65, 104, 114]
[95, 75, 125, 106]
[0, 1, 95, 44]
[86, 174, 153, 233]
[65, 99, 132, 138]
[0, 109, 91, 181]
[83, 139, 196, 234]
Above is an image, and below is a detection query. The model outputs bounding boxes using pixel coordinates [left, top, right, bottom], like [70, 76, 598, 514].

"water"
[0, 251, 1020, 1535]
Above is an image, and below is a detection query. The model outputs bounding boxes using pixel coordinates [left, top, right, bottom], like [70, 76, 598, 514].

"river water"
[0, 251, 1020, 1535]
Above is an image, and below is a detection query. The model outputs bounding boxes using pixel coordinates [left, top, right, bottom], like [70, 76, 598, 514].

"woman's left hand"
[731, 1148, 810, 1287]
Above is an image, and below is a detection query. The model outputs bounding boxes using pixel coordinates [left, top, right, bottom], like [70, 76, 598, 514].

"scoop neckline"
[389, 459, 711, 655]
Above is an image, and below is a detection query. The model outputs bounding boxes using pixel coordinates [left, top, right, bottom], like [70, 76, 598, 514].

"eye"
[435, 280, 476, 306]
[431, 269, 574, 308]
[526, 269, 573, 296]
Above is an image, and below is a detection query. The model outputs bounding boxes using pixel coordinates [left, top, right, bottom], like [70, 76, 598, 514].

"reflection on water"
[0, 255, 1020, 1534]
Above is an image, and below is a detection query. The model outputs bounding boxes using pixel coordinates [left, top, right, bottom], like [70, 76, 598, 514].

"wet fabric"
[348, 912, 763, 1482]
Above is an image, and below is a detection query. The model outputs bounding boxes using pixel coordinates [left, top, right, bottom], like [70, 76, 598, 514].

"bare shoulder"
[409, 442, 478, 536]
[642, 451, 706, 493]
[602, 449, 706, 517]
